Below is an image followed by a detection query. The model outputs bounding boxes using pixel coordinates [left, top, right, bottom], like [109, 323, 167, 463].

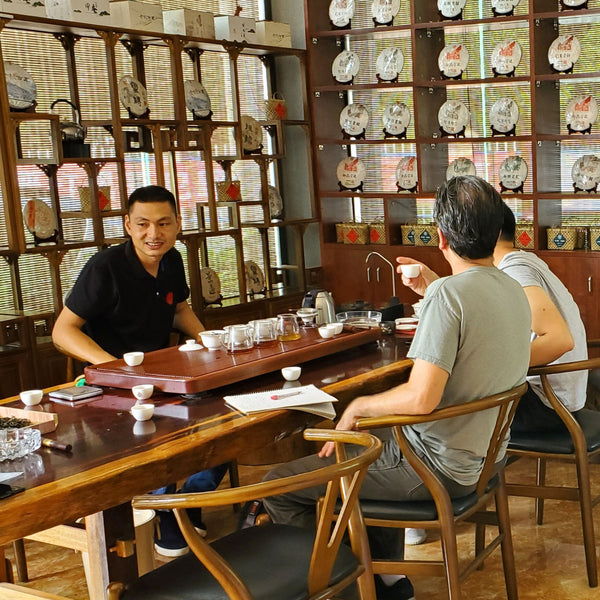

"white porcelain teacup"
[132, 384, 154, 401]
[124, 351, 144, 366]
[131, 403, 154, 422]
[281, 366, 301, 381]
[20, 389, 43, 406]
[400, 264, 421, 279]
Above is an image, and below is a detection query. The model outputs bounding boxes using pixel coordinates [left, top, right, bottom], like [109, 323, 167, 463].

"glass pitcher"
[276, 313, 301, 341]
[224, 324, 254, 353]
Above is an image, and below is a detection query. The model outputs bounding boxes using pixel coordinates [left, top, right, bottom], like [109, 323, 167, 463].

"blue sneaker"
[154, 509, 207, 558]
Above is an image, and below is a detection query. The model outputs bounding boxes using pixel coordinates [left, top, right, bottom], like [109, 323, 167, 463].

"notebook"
[224, 384, 337, 420]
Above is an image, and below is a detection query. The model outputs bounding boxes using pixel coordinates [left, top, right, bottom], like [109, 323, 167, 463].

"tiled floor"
[3, 458, 599, 599]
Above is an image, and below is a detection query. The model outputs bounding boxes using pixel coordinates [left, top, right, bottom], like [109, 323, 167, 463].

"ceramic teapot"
[50, 99, 86, 143]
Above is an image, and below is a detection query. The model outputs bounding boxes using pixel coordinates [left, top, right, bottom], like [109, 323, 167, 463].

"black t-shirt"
[66, 240, 190, 358]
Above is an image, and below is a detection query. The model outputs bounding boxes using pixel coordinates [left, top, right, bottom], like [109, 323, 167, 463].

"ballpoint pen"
[270, 390, 303, 401]
[42, 438, 73, 452]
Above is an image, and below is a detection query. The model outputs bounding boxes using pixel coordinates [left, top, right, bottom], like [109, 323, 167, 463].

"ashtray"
[0, 427, 41, 462]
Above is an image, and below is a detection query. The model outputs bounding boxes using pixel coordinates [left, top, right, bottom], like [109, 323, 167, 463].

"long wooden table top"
[84, 327, 381, 393]
[0, 335, 412, 546]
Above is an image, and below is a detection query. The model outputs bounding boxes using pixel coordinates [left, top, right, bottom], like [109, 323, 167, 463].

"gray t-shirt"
[406, 266, 531, 486]
[498, 250, 588, 411]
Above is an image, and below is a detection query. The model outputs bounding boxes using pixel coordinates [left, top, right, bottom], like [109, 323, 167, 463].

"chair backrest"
[130, 428, 382, 600]
[356, 383, 528, 503]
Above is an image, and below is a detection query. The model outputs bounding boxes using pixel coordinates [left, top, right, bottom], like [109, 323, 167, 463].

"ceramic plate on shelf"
[489, 97, 519, 132]
[375, 47, 404, 81]
[241, 115, 263, 152]
[572, 155, 600, 190]
[491, 0, 521, 14]
[446, 158, 476, 180]
[563, 0, 588, 6]
[438, 43, 469, 78]
[184, 80, 211, 118]
[200, 267, 221, 304]
[340, 103, 369, 136]
[4, 61, 36, 110]
[382, 101, 411, 136]
[548, 35, 581, 72]
[245, 260, 265, 294]
[118, 75, 148, 117]
[438, 99, 470, 134]
[490, 39, 522, 75]
[371, 0, 400, 24]
[22, 199, 58, 240]
[332, 50, 360, 83]
[336, 156, 366, 189]
[499, 156, 528, 190]
[438, 0, 466, 18]
[329, 0, 355, 27]
[565, 94, 598, 132]
[395, 156, 418, 190]
[268, 185, 283, 219]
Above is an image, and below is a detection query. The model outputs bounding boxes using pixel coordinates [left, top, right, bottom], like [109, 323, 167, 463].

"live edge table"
[0, 330, 412, 599]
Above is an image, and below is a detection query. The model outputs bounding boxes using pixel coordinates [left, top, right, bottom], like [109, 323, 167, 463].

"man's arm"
[172, 301, 205, 340]
[52, 306, 116, 365]
[319, 359, 449, 457]
[524, 285, 574, 367]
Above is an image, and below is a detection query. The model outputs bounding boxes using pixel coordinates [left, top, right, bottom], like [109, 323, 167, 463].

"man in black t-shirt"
[52, 185, 226, 557]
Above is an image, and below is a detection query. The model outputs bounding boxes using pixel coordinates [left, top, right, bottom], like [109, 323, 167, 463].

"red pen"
[270, 390, 303, 401]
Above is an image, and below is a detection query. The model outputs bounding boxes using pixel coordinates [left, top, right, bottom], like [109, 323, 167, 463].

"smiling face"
[124, 201, 181, 272]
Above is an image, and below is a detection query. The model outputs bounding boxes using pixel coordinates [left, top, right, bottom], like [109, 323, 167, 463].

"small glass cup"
[276, 313, 301, 341]
[253, 319, 277, 347]
[224, 324, 254, 353]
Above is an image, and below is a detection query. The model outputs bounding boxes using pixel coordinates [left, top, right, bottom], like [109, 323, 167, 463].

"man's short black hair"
[499, 202, 516, 243]
[128, 185, 178, 215]
[434, 175, 504, 260]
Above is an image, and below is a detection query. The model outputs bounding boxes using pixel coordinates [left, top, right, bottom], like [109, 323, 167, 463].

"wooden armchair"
[352, 383, 527, 600]
[106, 428, 382, 600]
[506, 352, 600, 587]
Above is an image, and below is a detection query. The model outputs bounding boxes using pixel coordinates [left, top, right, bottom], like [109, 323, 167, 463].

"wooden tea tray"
[0, 406, 58, 434]
[85, 326, 381, 394]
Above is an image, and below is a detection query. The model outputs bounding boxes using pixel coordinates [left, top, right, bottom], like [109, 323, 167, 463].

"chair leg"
[535, 458, 546, 525]
[495, 475, 519, 600]
[474, 522, 485, 570]
[10, 541, 27, 583]
[575, 456, 598, 587]
[438, 517, 462, 600]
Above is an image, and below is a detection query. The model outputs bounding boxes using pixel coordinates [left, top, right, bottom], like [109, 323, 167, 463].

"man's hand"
[318, 399, 363, 458]
[396, 256, 440, 296]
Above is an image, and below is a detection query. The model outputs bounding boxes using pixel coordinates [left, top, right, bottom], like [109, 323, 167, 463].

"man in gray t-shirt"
[493, 203, 587, 432]
[263, 176, 531, 600]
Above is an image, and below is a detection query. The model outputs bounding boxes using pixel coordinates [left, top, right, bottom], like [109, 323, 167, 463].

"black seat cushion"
[122, 523, 359, 600]
[508, 409, 600, 454]
[356, 475, 499, 522]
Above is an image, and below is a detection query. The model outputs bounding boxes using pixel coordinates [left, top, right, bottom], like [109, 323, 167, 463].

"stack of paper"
[224, 384, 337, 419]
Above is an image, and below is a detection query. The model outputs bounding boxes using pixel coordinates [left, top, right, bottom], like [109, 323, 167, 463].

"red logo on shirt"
[166, 291, 174, 305]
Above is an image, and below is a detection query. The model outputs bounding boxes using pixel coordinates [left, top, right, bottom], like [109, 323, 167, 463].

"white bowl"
[318, 325, 336, 339]
[199, 330, 225, 349]
[400, 264, 421, 278]
[281, 366, 301, 381]
[20, 389, 43, 406]
[327, 322, 343, 335]
[123, 351, 144, 366]
[132, 384, 154, 401]
[131, 403, 154, 421]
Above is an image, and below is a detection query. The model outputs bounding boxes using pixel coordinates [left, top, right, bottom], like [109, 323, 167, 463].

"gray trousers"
[263, 429, 476, 560]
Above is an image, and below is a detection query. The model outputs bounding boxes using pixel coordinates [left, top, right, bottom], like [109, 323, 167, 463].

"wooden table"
[0, 335, 412, 597]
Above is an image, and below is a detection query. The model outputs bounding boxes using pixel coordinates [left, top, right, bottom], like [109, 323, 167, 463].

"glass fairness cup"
[252, 319, 277, 347]
[224, 324, 254, 353]
[276, 313, 301, 341]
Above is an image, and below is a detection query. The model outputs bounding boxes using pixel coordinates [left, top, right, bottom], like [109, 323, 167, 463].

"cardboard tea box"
[214, 14, 257, 44]
[110, 0, 163, 32]
[45, 0, 110, 25]
[256, 20, 291, 48]
[163, 8, 215, 39]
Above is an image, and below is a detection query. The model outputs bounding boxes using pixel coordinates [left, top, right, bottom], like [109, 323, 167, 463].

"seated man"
[52, 184, 227, 557]
[399, 202, 588, 434]
[263, 176, 532, 600]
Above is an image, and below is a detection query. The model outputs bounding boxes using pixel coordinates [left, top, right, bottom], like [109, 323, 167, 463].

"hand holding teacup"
[396, 257, 439, 297]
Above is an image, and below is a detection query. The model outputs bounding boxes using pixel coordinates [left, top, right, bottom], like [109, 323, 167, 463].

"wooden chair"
[350, 383, 527, 600]
[506, 354, 600, 587]
[0, 583, 72, 600]
[106, 428, 382, 600]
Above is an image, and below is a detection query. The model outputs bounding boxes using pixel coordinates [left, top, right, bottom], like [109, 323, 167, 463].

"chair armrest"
[528, 356, 600, 377]
[354, 383, 527, 431]
[132, 428, 381, 513]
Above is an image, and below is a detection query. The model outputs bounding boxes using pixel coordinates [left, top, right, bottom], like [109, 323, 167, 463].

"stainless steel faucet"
[365, 251, 396, 298]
